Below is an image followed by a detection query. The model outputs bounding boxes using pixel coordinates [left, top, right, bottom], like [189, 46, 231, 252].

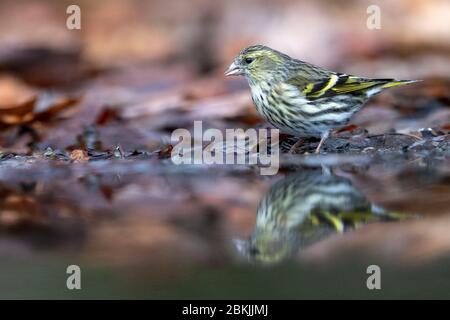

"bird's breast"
[249, 83, 316, 134]
[249, 84, 270, 109]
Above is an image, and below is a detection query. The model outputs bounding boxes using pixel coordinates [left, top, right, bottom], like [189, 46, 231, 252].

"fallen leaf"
[0, 76, 37, 125]
[70, 149, 89, 162]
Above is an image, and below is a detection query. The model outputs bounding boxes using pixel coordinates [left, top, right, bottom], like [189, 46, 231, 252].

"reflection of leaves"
[0, 182, 88, 249]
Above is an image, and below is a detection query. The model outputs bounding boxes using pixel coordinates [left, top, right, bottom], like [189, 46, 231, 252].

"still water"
[0, 153, 449, 298]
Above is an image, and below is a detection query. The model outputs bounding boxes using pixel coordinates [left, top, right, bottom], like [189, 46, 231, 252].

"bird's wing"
[286, 73, 414, 99]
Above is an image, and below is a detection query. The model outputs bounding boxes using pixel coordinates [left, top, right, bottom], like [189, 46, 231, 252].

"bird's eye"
[244, 57, 254, 64]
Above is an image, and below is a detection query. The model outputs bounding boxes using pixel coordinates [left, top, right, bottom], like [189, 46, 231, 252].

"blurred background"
[0, 0, 449, 299]
[1, 0, 449, 79]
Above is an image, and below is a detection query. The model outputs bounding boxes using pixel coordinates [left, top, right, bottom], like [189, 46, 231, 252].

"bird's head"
[225, 45, 290, 83]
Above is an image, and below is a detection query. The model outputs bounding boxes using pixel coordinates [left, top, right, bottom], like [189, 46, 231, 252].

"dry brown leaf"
[34, 94, 81, 122]
[0, 76, 37, 125]
[70, 149, 89, 162]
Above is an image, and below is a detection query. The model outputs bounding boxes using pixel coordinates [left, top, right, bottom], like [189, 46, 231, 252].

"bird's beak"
[224, 62, 243, 76]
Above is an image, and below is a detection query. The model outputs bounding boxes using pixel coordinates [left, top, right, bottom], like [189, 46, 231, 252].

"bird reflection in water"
[235, 169, 408, 264]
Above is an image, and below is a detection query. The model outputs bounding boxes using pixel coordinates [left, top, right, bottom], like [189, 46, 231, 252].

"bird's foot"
[314, 143, 322, 154]
[315, 131, 331, 154]
[289, 138, 305, 154]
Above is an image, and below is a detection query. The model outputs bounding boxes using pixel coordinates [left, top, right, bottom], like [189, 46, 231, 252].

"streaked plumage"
[225, 45, 419, 152]
[235, 170, 409, 264]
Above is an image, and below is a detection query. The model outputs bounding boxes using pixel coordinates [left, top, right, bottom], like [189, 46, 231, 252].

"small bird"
[225, 45, 419, 153]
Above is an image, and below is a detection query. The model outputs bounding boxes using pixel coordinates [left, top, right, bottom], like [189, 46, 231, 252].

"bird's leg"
[315, 130, 330, 154]
[321, 164, 331, 176]
[289, 138, 305, 154]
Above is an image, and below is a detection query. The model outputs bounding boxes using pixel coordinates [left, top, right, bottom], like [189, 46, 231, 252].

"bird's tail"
[362, 79, 421, 97]
[379, 79, 422, 89]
